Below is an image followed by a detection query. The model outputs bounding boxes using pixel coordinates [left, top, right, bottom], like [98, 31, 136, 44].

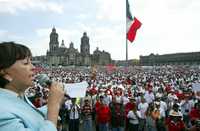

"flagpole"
[126, 0, 128, 67]
[126, 0, 142, 67]
[126, 36, 128, 66]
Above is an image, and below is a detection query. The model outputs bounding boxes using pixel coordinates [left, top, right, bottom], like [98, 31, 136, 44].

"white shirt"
[168, 93, 178, 101]
[127, 110, 141, 124]
[68, 104, 80, 119]
[158, 107, 166, 118]
[144, 91, 155, 104]
[65, 99, 72, 109]
[160, 101, 168, 112]
[115, 96, 122, 104]
[122, 96, 130, 105]
[138, 102, 149, 119]
[104, 95, 112, 106]
[180, 100, 193, 115]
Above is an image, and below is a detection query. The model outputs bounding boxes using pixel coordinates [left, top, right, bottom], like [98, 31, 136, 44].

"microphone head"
[35, 74, 52, 86]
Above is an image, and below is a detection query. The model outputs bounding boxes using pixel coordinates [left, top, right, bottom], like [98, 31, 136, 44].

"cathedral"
[46, 27, 111, 66]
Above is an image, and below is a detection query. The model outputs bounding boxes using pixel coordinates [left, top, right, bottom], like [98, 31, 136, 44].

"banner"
[63, 81, 88, 98]
[192, 83, 200, 92]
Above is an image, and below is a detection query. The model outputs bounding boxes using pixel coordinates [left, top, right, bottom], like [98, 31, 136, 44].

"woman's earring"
[4, 74, 13, 82]
[0, 69, 13, 82]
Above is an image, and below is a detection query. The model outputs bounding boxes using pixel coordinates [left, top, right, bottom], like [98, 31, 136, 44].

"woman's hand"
[47, 82, 64, 126]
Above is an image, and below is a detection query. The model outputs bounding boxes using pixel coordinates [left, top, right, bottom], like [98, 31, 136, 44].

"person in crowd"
[180, 94, 193, 128]
[81, 98, 93, 131]
[96, 95, 110, 131]
[67, 97, 80, 131]
[125, 96, 136, 131]
[152, 101, 166, 131]
[109, 96, 125, 131]
[122, 92, 130, 106]
[103, 90, 112, 106]
[145, 103, 157, 131]
[59, 95, 69, 131]
[166, 105, 186, 131]
[138, 96, 149, 131]
[144, 88, 155, 104]
[0, 42, 64, 131]
[155, 94, 167, 117]
[127, 101, 141, 131]
[95, 95, 102, 131]
[189, 101, 200, 126]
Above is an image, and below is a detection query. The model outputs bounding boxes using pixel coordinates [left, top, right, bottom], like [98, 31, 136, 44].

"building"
[140, 52, 200, 66]
[113, 59, 139, 66]
[45, 27, 111, 66]
[92, 47, 111, 65]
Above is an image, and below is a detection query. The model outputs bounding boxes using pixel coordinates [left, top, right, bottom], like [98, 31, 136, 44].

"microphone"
[35, 74, 52, 87]
[35, 74, 89, 98]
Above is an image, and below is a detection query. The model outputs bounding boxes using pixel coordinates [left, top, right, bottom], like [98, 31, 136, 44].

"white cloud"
[165, 0, 195, 9]
[36, 27, 79, 42]
[34, 27, 81, 55]
[27, 37, 48, 56]
[95, 0, 125, 22]
[76, 14, 89, 20]
[0, 30, 7, 37]
[0, 0, 64, 14]
[91, 26, 125, 60]
[0, 29, 25, 40]
[36, 28, 50, 38]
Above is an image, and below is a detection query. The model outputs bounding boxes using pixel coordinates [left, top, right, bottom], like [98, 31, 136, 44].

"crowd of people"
[2, 42, 198, 131]
[26, 65, 200, 131]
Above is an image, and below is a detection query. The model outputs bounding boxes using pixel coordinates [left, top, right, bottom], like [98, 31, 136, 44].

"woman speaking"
[0, 42, 64, 131]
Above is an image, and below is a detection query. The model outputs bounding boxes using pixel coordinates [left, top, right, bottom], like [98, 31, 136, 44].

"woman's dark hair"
[145, 102, 154, 116]
[0, 41, 32, 88]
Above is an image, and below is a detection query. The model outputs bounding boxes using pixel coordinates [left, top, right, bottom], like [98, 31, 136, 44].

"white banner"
[63, 81, 88, 98]
[192, 83, 200, 92]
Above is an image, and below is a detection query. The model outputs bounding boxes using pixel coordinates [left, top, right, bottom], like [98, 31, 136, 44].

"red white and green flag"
[127, 0, 142, 42]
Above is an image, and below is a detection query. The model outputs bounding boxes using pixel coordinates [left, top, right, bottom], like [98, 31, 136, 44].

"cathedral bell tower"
[80, 32, 90, 55]
[49, 27, 59, 52]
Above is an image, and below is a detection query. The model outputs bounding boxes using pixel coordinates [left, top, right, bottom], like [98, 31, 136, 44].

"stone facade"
[46, 27, 111, 66]
[140, 52, 200, 66]
[92, 47, 111, 65]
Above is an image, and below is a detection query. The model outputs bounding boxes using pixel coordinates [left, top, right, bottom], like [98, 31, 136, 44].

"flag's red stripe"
[127, 17, 142, 42]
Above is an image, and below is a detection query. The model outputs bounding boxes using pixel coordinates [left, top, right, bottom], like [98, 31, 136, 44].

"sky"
[0, 0, 200, 60]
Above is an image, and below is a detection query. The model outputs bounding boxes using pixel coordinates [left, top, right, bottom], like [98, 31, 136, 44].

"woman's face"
[5, 57, 35, 89]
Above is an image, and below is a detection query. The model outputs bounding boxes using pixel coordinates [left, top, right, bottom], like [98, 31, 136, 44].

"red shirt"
[125, 102, 135, 117]
[126, 79, 132, 85]
[165, 85, 171, 93]
[89, 87, 97, 95]
[95, 101, 101, 112]
[105, 89, 112, 96]
[189, 108, 200, 121]
[166, 118, 185, 131]
[175, 92, 184, 100]
[96, 104, 110, 124]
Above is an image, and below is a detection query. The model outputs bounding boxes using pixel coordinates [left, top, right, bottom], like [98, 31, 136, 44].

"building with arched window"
[45, 27, 111, 66]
